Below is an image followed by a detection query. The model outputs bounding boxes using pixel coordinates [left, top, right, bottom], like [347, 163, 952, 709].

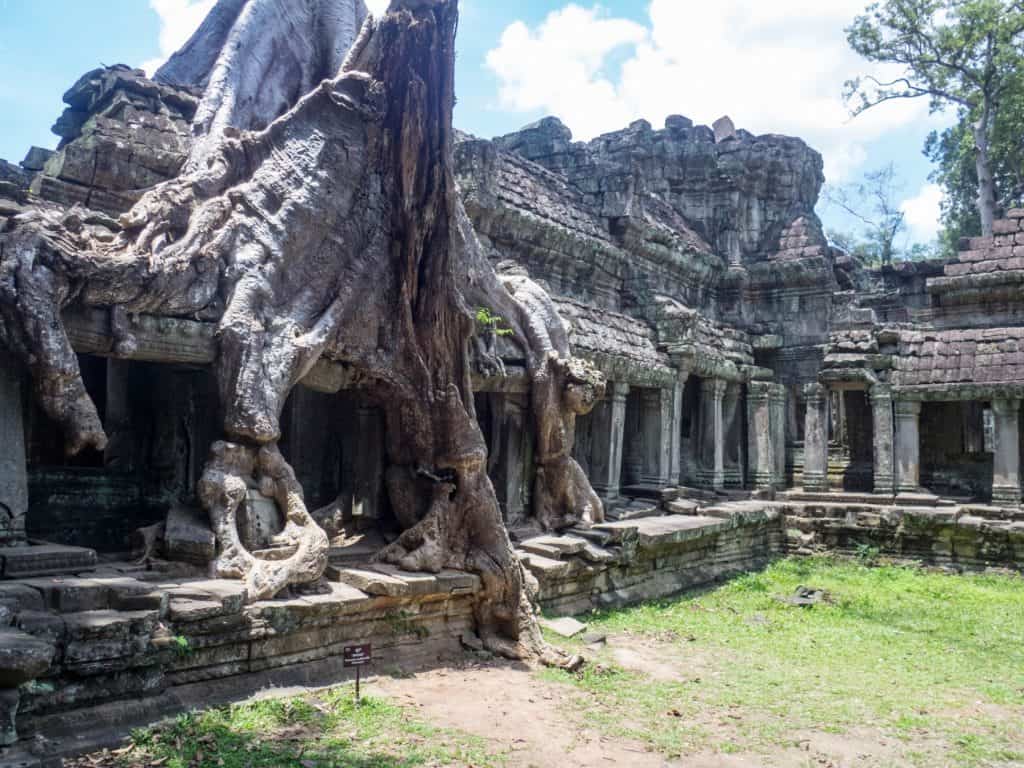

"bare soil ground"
[375, 662, 673, 768]
[370, 650, 932, 768]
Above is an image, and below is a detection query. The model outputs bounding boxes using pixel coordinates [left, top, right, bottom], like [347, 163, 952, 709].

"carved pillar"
[769, 384, 787, 489]
[894, 400, 922, 494]
[669, 373, 687, 487]
[592, 383, 628, 502]
[723, 382, 744, 488]
[747, 382, 774, 490]
[640, 387, 673, 486]
[622, 389, 643, 486]
[803, 383, 829, 493]
[991, 398, 1022, 507]
[700, 379, 727, 490]
[0, 353, 28, 545]
[497, 393, 532, 525]
[870, 385, 895, 496]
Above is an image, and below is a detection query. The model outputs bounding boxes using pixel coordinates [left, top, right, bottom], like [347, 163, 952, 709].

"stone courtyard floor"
[66, 557, 1024, 768]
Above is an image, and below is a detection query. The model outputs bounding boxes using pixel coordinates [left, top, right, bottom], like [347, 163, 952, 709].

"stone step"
[605, 500, 661, 522]
[620, 484, 678, 501]
[0, 628, 54, 687]
[665, 499, 701, 515]
[567, 526, 613, 547]
[676, 485, 723, 503]
[516, 551, 571, 579]
[327, 565, 479, 598]
[0, 543, 97, 579]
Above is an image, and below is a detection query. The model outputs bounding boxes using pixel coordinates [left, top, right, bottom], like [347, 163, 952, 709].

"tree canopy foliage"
[845, 0, 1024, 237]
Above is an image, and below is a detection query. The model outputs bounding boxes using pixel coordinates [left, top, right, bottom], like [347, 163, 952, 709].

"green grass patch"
[118, 686, 503, 768]
[541, 557, 1024, 766]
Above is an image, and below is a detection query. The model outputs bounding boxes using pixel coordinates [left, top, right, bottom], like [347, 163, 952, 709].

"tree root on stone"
[199, 441, 329, 600]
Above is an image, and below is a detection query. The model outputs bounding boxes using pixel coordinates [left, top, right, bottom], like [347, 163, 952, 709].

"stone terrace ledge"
[0, 565, 482, 764]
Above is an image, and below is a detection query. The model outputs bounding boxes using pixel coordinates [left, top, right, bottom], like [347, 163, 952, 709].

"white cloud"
[487, 6, 649, 136]
[365, 0, 389, 15]
[901, 183, 944, 243]
[485, 1, 949, 183]
[141, 0, 217, 77]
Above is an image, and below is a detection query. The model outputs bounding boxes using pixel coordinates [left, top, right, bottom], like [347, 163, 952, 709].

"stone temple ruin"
[0, 0, 1022, 761]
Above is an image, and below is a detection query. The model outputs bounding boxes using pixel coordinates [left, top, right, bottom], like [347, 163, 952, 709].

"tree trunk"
[0, 0, 589, 664]
[974, 103, 998, 237]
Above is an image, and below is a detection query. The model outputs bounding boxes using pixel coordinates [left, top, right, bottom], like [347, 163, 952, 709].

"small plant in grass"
[854, 542, 881, 565]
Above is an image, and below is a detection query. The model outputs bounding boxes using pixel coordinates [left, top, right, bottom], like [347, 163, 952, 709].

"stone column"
[103, 360, 134, 472]
[747, 382, 774, 490]
[487, 393, 532, 525]
[870, 385, 895, 496]
[723, 383, 744, 488]
[591, 383, 629, 502]
[894, 400, 922, 494]
[669, 373, 688, 487]
[991, 398, 1022, 507]
[0, 354, 28, 545]
[803, 383, 829, 493]
[640, 387, 672, 487]
[769, 384, 787, 489]
[700, 379, 727, 490]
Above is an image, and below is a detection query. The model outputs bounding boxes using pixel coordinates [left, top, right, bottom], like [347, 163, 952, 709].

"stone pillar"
[894, 400, 922, 494]
[803, 383, 829, 493]
[592, 383, 629, 502]
[870, 385, 895, 496]
[991, 398, 1022, 507]
[747, 382, 774, 490]
[622, 390, 643, 486]
[0, 354, 28, 545]
[487, 393, 532, 525]
[669, 373, 687, 487]
[104, 359, 134, 472]
[769, 384, 787, 489]
[700, 379, 727, 490]
[640, 387, 673, 487]
[723, 382, 744, 488]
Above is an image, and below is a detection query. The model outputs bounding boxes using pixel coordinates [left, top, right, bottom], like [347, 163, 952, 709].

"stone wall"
[2, 566, 479, 759]
[521, 510, 785, 616]
[782, 501, 1024, 570]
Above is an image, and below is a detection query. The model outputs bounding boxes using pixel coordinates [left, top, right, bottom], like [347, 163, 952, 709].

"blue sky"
[0, 0, 951, 245]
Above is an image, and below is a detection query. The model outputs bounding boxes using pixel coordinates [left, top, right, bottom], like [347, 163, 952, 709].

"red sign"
[343, 643, 373, 668]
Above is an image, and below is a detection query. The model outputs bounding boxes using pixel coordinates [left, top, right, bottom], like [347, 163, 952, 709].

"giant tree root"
[0, 0, 602, 656]
[199, 441, 329, 600]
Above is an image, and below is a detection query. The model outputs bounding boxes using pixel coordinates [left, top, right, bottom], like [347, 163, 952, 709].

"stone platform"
[780, 500, 1024, 567]
[0, 563, 481, 764]
[520, 510, 785, 616]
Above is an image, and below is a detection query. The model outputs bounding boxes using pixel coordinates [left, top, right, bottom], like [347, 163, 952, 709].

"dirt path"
[372, 645, 921, 768]
[374, 662, 675, 768]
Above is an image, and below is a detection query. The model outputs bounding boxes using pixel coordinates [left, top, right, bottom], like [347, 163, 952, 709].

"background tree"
[825, 163, 909, 265]
[845, 0, 1024, 236]
[925, 78, 1024, 252]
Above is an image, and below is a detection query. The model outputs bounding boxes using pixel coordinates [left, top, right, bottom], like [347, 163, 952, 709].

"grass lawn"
[82, 557, 1024, 767]
[87, 689, 502, 768]
[541, 556, 1024, 766]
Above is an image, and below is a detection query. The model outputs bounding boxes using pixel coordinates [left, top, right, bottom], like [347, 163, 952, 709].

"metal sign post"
[343, 643, 373, 705]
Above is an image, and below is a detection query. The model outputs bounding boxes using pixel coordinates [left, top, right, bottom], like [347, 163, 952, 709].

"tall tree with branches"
[845, 0, 1024, 236]
[826, 163, 907, 265]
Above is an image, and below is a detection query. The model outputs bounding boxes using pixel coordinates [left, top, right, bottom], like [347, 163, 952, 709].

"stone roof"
[552, 297, 675, 386]
[892, 328, 1024, 387]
